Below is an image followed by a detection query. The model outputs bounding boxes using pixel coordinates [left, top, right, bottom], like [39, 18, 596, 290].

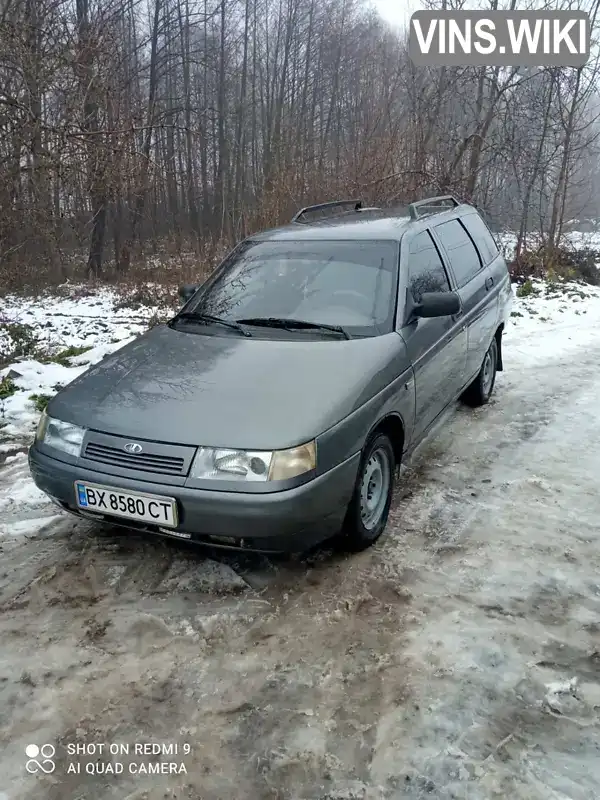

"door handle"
[485, 276, 494, 290]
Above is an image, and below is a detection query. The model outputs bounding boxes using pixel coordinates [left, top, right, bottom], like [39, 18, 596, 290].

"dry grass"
[509, 243, 600, 286]
[0, 236, 230, 297]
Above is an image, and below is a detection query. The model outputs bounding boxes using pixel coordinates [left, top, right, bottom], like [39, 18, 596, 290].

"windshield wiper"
[175, 311, 252, 337]
[236, 316, 350, 340]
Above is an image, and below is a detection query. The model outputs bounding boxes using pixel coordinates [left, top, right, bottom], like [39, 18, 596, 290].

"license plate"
[74, 481, 178, 527]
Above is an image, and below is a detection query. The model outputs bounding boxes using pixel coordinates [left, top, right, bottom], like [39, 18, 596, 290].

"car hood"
[48, 325, 407, 450]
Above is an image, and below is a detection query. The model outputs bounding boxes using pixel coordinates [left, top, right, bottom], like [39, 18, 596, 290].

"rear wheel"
[339, 433, 396, 552]
[461, 337, 498, 407]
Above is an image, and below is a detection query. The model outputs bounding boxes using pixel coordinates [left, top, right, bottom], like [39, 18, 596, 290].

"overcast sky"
[372, 0, 600, 28]
[372, 0, 421, 29]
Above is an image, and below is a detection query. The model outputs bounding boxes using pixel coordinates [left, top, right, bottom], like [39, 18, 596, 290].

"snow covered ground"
[0, 286, 174, 537]
[1, 266, 600, 799]
[0, 286, 171, 435]
[496, 228, 600, 257]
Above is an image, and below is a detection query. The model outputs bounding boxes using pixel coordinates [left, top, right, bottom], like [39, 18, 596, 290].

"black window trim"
[460, 211, 499, 268]
[409, 227, 453, 296]
[431, 216, 484, 289]
[424, 227, 452, 290]
[481, 216, 500, 258]
[397, 227, 454, 327]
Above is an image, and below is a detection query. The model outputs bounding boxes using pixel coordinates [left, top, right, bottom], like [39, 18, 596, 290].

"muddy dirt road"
[1, 334, 600, 800]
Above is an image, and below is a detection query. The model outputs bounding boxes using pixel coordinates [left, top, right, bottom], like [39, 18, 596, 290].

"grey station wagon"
[29, 195, 512, 553]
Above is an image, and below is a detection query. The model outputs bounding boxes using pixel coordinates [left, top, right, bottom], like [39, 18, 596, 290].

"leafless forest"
[2, 0, 600, 289]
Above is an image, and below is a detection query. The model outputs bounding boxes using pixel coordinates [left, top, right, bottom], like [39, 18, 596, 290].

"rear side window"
[461, 213, 499, 265]
[434, 219, 482, 288]
[407, 231, 451, 303]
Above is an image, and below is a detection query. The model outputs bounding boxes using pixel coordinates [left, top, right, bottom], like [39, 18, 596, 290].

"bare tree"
[2, 0, 600, 289]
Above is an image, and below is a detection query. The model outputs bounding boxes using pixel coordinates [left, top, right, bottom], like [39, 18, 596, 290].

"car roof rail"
[291, 199, 364, 224]
[408, 195, 461, 221]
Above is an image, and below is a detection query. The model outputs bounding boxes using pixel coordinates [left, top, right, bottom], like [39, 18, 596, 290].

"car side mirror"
[178, 284, 199, 305]
[414, 291, 461, 319]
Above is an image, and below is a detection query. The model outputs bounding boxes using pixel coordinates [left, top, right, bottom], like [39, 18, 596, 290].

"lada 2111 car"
[29, 195, 512, 553]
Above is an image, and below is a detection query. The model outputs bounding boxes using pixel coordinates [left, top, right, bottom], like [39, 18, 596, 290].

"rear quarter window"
[433, 219, 482, 288]
[460, 213, 500, 266]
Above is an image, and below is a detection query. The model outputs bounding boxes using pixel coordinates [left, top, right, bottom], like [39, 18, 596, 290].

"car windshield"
[183, 239, 399, 337]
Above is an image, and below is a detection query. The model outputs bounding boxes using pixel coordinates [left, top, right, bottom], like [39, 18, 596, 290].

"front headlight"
[189, 441, 316, 482]
[37, 411, 85, 457]
[35, 408, 49, 442]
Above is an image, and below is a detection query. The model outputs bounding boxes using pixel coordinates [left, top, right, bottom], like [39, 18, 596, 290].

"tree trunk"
[119, 0, 161, 272]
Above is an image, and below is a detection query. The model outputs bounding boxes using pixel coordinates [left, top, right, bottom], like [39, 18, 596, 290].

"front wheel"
[461, 337, 498, 407]
[338, 433, 396, 552]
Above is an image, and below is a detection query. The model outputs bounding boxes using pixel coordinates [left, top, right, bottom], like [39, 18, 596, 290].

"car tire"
[461, 337, 498, 407]
[338, 432, 396, 552]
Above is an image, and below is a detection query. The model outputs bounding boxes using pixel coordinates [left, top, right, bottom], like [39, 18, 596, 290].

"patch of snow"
[0, 515, 64, 538]
[495, 229, 600, 264]
[0, 471, 51, 514]
[0, 287, 175, 537]
[545, 677, 578, 697]
[543, 677, 581, 714]
[1, 360, 82, 433]
[562, 230, 600, 251]
[0, 456, 61, 539]
[504, 279, 600, 367]
[0, 287, 172, 441]
[0, 443, 20, 454]
[496, 231, 518, 261]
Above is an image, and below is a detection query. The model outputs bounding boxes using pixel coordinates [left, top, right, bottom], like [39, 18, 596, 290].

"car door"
[460, 209, 507, 326]
[431, 216, 498, 384]
[398, 229, 468, 446]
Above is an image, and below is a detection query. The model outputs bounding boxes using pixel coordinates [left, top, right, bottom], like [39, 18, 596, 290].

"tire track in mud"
[373, 350, 600, 799]
[389, 345, 600, 557]
[2, 343, 600, 799]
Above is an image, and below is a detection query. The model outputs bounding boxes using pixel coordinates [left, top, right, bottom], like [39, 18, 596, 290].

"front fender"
[316, 363, 415, 474]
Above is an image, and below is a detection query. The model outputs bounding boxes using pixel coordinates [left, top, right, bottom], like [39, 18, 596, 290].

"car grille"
[84, 441, 186, 476]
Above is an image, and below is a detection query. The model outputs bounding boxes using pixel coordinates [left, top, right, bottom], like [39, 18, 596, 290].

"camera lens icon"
[25, 744, 56, 774]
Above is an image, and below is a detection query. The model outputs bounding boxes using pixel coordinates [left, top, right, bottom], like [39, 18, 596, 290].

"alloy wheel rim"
[359, 447, 391, 531]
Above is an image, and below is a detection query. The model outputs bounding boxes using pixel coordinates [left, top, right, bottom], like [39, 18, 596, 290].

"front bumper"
[28, 445, 360, 553]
